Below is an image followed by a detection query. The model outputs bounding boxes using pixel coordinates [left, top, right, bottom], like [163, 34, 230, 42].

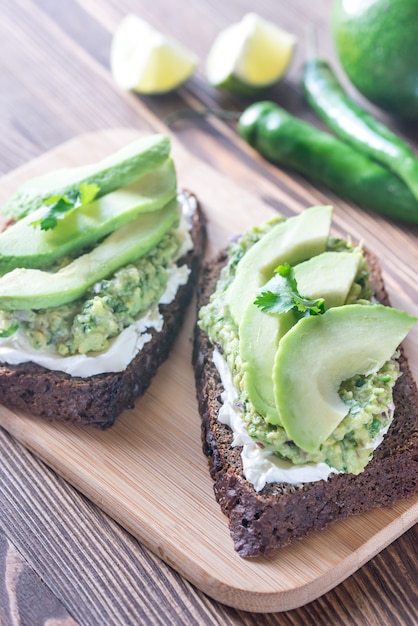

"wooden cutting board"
[0, 129, 416, 613]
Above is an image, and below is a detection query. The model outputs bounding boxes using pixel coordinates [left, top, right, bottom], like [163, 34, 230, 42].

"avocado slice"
[273, 304, 416, 453]
[294, 250, 363, 309]
[0, 199, 179, 311]
[227, 205, 333, 325]
[1, 134, 171, 220]
[0, 158, 177, 273]
[240, 250, 363, 424]
[240, 306, 295, 424]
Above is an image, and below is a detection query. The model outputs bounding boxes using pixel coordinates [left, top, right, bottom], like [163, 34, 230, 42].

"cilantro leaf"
[79, 182, 100, 205]
[0, 322, 19, 338]
[31, 182, 100, 231]
[254, 263, 325, 317]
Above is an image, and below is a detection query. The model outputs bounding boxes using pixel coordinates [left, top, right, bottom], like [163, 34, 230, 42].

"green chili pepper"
[238, 101, 418, 224]
[303, 58, 418, 203]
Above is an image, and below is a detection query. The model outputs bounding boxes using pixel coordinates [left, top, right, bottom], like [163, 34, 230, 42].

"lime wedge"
[110, 15, 198, 94]
[206, 13, 296, 94]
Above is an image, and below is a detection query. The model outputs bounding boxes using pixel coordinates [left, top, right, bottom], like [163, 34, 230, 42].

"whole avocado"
[332, 0, 418, 119]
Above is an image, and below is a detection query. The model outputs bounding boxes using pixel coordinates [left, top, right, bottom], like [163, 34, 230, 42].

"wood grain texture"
[0, 0, 416, 623]
[0, 128, 417, 615]
[0, 529, 79, 626]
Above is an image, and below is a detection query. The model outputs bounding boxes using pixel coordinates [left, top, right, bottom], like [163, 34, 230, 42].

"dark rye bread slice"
[0, 192, 206, 428]
[193, 247, 418, 557]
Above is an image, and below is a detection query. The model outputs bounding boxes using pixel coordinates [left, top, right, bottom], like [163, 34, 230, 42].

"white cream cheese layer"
[0, 195, 194, 377]
[213, 349, 341, 490]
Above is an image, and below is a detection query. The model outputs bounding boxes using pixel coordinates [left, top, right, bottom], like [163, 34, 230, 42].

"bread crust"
[193, 247, 418, 557]
[0, 192, 206, 428]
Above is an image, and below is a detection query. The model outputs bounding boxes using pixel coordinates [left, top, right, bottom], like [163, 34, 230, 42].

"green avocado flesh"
[241, 249, 363, 425]
[0, 158, 177, 273]
[1, 134, 171, 220]
[0, 199, 179, 311]
[294, 250, 362, 309]
[198, 206, 417, 475]
[274, 304, 416, 453]
[240, 307, 294, 425]
[227, 205, 333, 324]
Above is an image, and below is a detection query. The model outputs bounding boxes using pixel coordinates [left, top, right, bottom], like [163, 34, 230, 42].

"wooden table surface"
[0, 1, 416, 624]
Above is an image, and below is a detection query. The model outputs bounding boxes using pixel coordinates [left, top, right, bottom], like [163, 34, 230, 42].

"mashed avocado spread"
[0, 226, 183, 356]
[199, 217, 399, 476]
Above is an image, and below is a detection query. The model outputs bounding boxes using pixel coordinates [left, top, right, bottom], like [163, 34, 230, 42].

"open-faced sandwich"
[0, 134, 205, 427]
[193, 205, 417, 557]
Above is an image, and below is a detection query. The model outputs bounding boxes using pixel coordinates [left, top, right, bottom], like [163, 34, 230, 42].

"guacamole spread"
[199, 218, 400, 475]
[0, 227, 183, 356]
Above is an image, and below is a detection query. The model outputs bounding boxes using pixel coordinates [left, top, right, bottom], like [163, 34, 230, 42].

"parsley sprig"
[254, 263, 325, 317]
[31, 182, 100, 231]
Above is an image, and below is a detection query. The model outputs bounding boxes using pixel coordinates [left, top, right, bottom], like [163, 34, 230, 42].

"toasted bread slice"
[193, 248, 418, 557]
[0, 191, 206, 428]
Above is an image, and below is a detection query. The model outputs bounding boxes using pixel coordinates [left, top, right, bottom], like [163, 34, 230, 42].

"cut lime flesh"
[206, 13, 296, 92]
[111, 14, 197, 94]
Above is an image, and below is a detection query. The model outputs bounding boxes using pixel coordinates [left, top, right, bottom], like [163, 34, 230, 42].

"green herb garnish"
[254, 263, 325, 317]
[0, 322, 19, 338]
[31, 182, 100, 231]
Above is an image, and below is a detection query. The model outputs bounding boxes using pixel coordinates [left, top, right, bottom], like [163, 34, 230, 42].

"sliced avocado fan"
[240, 249, 363, 425]
[0, 199, 179, 311]
[0, 158, 177, 274]
[1, 134, 171, 220]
